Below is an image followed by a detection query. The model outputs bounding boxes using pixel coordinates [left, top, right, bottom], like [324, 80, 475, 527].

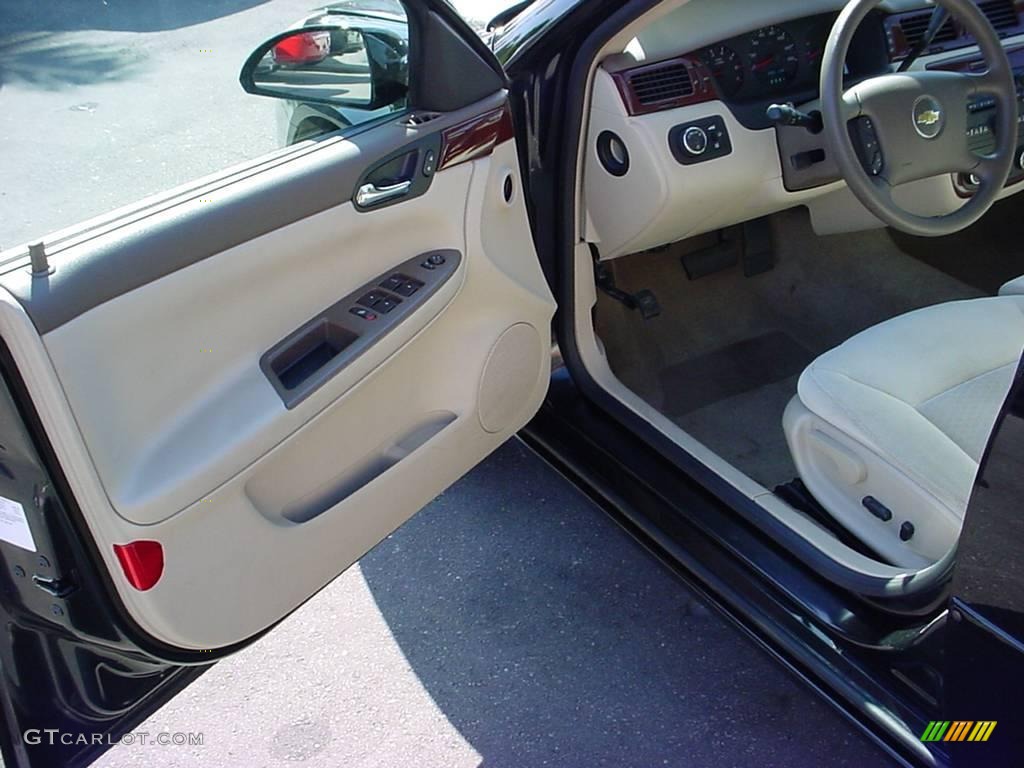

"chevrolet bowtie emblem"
[913, 95, 945, 139]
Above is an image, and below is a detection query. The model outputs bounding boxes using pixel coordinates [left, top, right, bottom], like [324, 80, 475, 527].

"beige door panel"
[43, 165, 475, 527]
[0, 124, 553, 649]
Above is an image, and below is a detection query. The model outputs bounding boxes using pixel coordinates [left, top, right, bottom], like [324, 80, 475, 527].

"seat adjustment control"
[899, 521, 915, 541]
[862, 495, 893, 522]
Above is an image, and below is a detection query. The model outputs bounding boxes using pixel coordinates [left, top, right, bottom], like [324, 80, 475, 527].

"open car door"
[943, 359, 1024, 767]
[0, 3, 554, 765]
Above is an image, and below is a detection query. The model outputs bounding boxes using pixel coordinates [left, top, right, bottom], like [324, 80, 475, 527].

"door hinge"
[32, 573, 76, 598]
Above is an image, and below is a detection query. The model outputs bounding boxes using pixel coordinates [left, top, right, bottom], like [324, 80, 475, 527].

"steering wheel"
[821, 0, 1017, 236]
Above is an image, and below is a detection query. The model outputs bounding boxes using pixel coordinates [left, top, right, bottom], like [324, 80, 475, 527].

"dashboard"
[588, 0, 1024, 261]
[612, 11, 891, 130]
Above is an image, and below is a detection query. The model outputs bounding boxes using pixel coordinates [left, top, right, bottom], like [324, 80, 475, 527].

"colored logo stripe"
[920, 721, 996, 743]
[942, 724, 966, 741]
[970, 722, 997, 742]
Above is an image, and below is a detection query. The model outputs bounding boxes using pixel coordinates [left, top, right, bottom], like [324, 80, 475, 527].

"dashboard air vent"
[898, 0, 1019, 52]
[977, 0, 1019, 30]
[628, 62, 694, 106]
[898, 11, 958, 49]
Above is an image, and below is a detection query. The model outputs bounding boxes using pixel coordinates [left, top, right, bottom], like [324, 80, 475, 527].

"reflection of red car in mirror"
[242, 1, 414, 145]
[271, 30, 331, 66]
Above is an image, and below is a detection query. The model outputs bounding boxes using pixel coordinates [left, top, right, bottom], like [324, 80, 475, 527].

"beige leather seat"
[784, 292, 1024, 568]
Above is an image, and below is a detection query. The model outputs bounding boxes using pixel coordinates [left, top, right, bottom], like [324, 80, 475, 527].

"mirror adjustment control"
[420, 253, 447, 271]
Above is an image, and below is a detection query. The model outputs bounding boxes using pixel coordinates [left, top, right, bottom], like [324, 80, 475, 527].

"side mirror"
[239, 17, 408, 111]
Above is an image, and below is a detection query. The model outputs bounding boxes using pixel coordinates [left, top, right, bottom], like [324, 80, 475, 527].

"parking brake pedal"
[594, 261, 661, 320]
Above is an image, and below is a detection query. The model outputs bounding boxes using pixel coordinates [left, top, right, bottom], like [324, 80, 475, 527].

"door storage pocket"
[245, 410, 456, 524]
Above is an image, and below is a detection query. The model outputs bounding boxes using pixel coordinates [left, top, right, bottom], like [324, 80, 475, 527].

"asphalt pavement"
[92, 440, 894, 768]
[0, 0, 320, 250]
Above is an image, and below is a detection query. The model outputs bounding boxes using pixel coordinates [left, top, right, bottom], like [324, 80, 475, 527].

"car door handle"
[355, 180, 412, 207]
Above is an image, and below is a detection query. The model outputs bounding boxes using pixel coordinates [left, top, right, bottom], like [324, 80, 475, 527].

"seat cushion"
[797, 296, 1024, 517]
[1000, 275, 1024, 296]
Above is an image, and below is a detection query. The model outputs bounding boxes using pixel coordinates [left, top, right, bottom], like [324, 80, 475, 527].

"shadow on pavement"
[0, 33, 145, 91]
[0, 0, 272, 34]
[359, 439, 892, 767]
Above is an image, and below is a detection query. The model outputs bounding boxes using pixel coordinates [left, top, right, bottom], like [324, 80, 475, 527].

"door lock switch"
[349, 307, 378, 321]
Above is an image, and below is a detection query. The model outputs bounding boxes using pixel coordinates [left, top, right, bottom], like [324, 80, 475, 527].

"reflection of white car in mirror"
[241, 0, 411, 145]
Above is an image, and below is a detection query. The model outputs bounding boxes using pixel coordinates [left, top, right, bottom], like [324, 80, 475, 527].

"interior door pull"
[356, 180, 412, 207]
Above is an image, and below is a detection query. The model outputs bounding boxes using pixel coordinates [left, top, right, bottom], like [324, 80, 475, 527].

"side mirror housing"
[239, 17, 408, 111]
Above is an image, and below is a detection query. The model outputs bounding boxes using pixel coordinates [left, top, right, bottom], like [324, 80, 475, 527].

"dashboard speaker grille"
[628, 63, 694, 106]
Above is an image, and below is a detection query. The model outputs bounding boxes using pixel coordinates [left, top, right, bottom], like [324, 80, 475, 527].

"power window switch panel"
[395, 279, 424, 297]
[358, 291, 389, 308]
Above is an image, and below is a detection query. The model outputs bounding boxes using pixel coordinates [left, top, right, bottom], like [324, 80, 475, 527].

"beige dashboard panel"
[584, 67, 845, 259]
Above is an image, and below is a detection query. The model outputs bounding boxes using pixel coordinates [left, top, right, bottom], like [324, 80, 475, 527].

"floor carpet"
[594, 207, 985, 488]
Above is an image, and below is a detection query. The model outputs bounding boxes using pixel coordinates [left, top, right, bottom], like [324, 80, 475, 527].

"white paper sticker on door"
[0, 495, 36, 552]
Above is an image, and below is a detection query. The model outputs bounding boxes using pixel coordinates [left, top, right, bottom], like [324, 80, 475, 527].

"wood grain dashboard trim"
[611, 55, 718, 116]
[438, 104, 515, 171]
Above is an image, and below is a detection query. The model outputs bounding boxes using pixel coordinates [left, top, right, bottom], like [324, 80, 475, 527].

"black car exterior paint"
[942, 362, 1024, 766]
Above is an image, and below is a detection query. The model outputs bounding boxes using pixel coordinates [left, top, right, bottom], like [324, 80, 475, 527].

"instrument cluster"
[694, 9, 900, 107]
[699, 15, 840, 101]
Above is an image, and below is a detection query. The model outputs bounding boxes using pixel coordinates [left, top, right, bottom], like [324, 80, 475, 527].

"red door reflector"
[112, 540, 164, 591]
